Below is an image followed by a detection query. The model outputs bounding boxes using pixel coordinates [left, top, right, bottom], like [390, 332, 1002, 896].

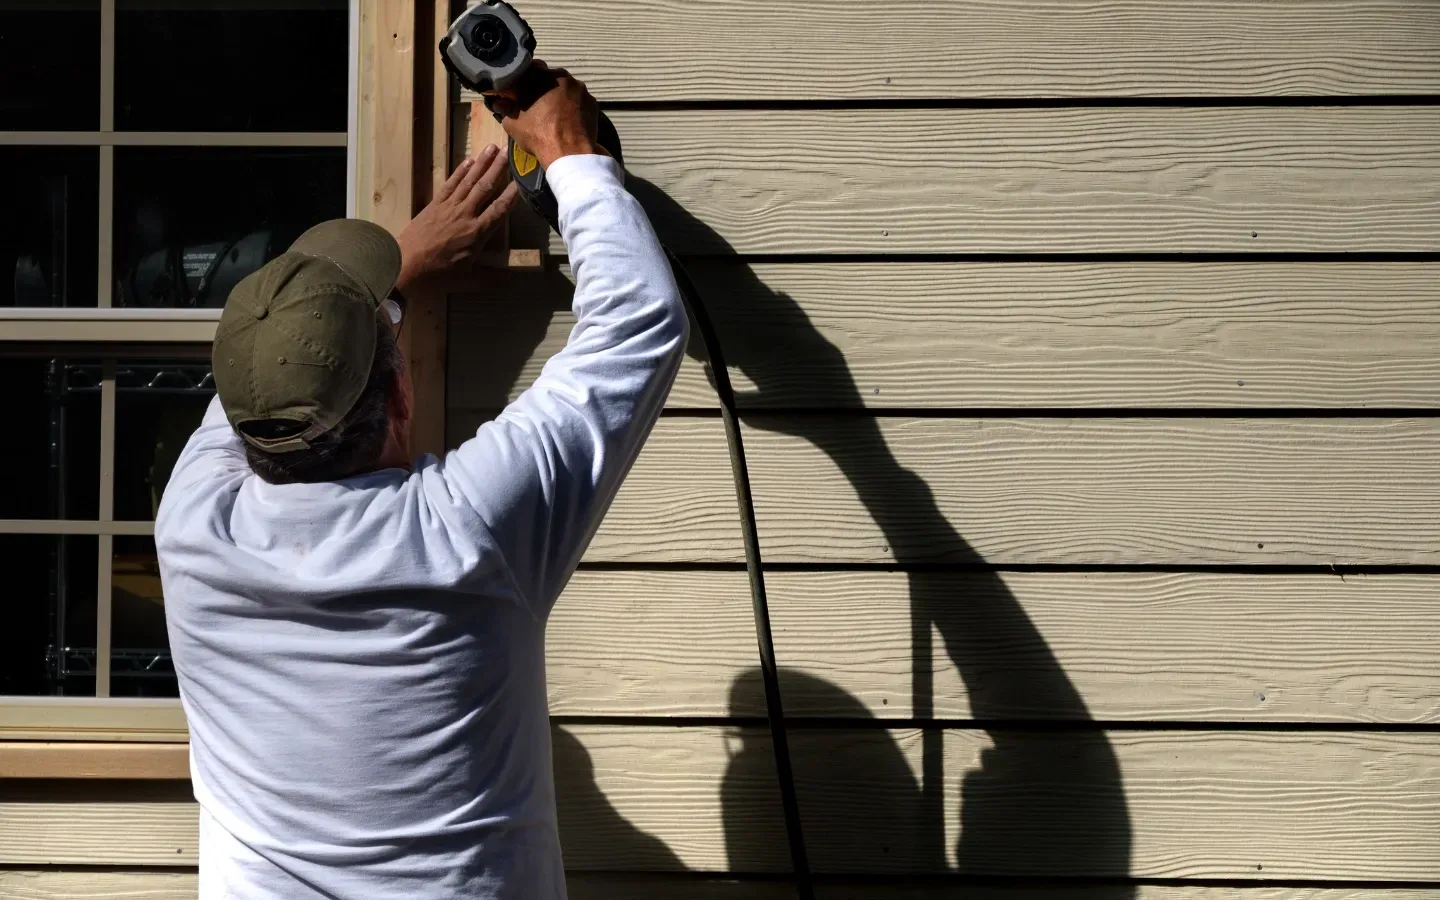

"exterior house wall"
[4, 1, 1438, 896]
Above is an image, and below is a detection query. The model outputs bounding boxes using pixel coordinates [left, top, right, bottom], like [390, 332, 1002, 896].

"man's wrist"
[535, 141, 607, 171]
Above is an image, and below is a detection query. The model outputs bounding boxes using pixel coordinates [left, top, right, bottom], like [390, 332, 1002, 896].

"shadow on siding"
[451, 175, 1134, 891]
[633, 176, 1134, 893]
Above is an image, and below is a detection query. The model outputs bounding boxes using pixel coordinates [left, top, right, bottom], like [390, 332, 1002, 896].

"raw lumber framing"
[459, 0, 1440, 101]
[449, 262, 1440, 410]
[460, 107, 1440, 255]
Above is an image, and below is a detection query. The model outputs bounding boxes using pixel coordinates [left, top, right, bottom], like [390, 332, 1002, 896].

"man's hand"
[486, 61, 604, 170]
[396, 144, 519, 290]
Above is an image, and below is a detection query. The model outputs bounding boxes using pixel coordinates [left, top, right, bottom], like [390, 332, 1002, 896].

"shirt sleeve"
[437, 154, 690, 617]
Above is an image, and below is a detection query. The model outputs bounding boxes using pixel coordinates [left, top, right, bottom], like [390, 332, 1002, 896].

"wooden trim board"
[0, 700, 188, 744]
[0, 743, 189, 780]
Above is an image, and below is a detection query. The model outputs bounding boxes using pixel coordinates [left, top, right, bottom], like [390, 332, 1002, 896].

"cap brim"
[288, 219, 403, 308]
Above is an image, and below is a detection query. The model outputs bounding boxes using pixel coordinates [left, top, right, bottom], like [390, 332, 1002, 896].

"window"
[0, 0, 358, 731]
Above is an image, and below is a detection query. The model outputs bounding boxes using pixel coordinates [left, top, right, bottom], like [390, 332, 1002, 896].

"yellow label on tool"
[512, 146, 539, 177]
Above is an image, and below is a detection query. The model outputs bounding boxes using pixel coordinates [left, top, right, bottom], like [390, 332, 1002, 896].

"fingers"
[462, 143, 512, 211]
[452, 143, 498, 203]
[436, 155, 476, 202]
[474, 181, 521, 238]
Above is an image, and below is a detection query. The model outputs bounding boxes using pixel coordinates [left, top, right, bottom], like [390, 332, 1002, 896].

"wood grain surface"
[0, 742, 189, 779]
[459, 0, 1440, 100]
[0, 870, 199, 900]
[450, 418, 1440, 565]
[4, 731, 1435, 880]
[548, 571, 760, 717]
[740, 417, 1440, 565]
[545, 570, 1440, 723]
[458, 106, 1440, 255]
[448, 262, 1440, 410]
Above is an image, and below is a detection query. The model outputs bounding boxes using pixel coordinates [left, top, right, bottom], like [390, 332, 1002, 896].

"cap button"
[254, 304, 269, 320]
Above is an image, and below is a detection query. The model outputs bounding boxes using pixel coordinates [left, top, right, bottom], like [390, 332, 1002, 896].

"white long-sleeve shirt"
[155, 154, 688, 900]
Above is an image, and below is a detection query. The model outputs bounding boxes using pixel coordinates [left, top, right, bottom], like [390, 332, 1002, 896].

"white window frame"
[0, 0, 362, 741]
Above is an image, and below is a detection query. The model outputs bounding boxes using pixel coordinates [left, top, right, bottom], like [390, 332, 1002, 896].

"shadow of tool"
[625, 177, 1134, 891]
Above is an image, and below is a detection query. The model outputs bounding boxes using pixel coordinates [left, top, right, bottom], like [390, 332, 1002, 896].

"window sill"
[0, 308, 220, 343]
[0, 697, 188, 744]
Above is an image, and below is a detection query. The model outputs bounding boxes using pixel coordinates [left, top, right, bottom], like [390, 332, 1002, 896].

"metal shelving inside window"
[0, 0, 357, 715]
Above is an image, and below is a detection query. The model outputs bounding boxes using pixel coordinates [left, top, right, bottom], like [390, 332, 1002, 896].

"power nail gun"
[439, 0, 623, 232]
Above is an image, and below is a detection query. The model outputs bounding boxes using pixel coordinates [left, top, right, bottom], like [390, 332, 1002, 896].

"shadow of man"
[445, 171, 1134, 893]
[626, 177, 1134, 891]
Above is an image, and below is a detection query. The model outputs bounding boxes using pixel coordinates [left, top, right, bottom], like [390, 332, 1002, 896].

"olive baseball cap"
[212, 219, 402, 454]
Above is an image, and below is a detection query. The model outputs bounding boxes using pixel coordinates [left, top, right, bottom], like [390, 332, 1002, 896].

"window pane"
[113, 147, 346, 308]
[0, 357, 101, 520]
[112, 535, 178, 698]
[116, 0, 349, 132]
[114, 359, 215, 521]
[0, 2, 101, 131]
[0, 534, 98, 697]
[0, 147, 100, 308]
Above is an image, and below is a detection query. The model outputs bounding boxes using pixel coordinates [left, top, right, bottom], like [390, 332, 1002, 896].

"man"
[155, 66, 688, 899]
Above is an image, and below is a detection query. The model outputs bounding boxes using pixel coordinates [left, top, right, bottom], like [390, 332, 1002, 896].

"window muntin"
[0, 1, 353, 711]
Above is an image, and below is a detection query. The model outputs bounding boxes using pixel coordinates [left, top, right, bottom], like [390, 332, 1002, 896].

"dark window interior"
[113, 147, 346, 308]
[0, 148, 100, 308]
[0, 4, 102, 131]
[2, 1, 347, 699]
[0, 357, 101, 520]
[116, 0, 350, 132]
[0, 535, 98, 697]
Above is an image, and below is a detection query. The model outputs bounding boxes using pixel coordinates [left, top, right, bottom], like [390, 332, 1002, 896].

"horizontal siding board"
[461, 107, 1440, 255]
[460, 0, 1440, 100]
[772, 571, 1440, 723]
[7, 732, 1432, 879]
[545, 570, 1440, 722]
[0, 870, 199, 899]
[817, 891, 1440, 900]
[548, 572, 760, 717]
[743, 417, 1440, 565]
[463, 418, 1440, 565]
[787, 730, 1440, 878]
[5, 872, 1440, 900]
[448, 262, 1440, 410]
[0, 781, 199, 865]
[568, 875, 796, 900]
[555, 726, 786, 872]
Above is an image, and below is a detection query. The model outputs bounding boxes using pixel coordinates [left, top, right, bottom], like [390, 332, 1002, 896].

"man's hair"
[243, 324, 403, 484]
